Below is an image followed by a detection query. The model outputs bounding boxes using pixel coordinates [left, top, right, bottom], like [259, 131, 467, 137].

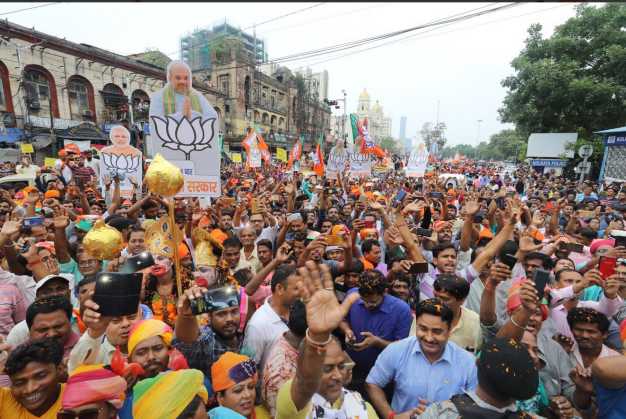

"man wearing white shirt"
[242, 265, 302, 373]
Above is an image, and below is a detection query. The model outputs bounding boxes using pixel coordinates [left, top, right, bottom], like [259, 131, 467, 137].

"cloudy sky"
[2, 2, 583, 145]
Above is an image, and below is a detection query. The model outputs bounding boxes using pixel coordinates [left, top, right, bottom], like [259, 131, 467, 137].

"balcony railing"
[250, 97, 287, 115]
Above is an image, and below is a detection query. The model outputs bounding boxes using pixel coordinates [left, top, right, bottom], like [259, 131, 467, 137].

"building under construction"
[180, 21, 266, 71]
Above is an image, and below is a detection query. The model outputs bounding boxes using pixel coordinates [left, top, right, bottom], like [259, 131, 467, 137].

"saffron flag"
[350, 114, 385, 159]
[241, 129, 269, 168]
[313, 143, 325, 176]
[288, 138, 303, 169]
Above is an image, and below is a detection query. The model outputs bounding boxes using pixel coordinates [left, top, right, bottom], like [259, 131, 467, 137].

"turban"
[178, 242, 190, 259]
[208, 406, 246, 419]
[22, 186, 39, 197]
[133, 369, 208, 419]
[621, 318, 626, 345]
[44, 190, 60, 199]
[479, 227, 494, 240]
[210, 228, 229, 245]
[64, 143, 81, 155]
[211, 352, 258, 392]
[590, 238, 615, 255]
[359, 228, 377, 241]
[62, 364, 127, 409]
[128, 319, 173, 355]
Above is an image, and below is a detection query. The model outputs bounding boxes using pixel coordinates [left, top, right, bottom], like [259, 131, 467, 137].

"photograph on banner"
[326, 143, 349, 179]
[241, 129, 268, 169]
[348, 147, 373, 178]
[64, 139, 91, 152]
[99, 125, 143, 198]
[405, 142, 429, 178]
[148, 60, 221, 198]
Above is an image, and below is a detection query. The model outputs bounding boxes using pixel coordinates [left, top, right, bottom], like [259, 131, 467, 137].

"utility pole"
[476, 119, 482, 143]
[342, 89, 347, 148]
[126, 75, 134, 126]
[48, 95, 57, 156]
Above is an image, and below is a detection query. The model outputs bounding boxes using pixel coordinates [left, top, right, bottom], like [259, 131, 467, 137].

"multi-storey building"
[180, 21, 266, 72]
[197, 36, 331, 152]
[0, 19, 226, 161]
[356, 88, 392, 140]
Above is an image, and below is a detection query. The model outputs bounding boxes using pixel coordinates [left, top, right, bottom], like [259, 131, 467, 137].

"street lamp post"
[342, 89, 347, 147]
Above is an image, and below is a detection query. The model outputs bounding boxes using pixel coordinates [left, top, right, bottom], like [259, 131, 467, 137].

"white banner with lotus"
[147, 61, 221, 198]
[99, 125, 143, 198]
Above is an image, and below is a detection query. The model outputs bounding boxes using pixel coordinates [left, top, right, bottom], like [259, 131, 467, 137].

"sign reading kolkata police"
[148, 61, 221, 198]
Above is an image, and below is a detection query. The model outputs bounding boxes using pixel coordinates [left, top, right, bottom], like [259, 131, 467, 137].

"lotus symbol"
[151, 115, 216, 160]
[101, 153, 141, 178]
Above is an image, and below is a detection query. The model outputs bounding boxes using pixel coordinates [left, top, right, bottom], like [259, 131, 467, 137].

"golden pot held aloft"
[144, 153, 184, 197]
[83, 220, 124, 260]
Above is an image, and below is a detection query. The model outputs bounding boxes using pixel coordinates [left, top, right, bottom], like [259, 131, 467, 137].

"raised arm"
[471, 203, 517, 273]
[53, 209, 72, 264]
[396, 204, 427, 263]
[289, 262, 358, 411]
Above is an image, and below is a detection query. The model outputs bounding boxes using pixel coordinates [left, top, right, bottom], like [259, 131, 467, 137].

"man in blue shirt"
[592, 351, 626, 419]
[365, 298, 477, 418]
[339, 270, 411, 398]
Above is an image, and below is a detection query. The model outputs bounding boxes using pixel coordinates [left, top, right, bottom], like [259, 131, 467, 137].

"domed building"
[356, 89, 392, 140]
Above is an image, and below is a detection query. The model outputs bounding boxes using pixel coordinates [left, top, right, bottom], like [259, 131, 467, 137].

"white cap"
[35, 274, 74, 294]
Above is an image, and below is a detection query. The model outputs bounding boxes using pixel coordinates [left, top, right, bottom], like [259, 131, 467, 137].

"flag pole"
[168, 200, 183, 298]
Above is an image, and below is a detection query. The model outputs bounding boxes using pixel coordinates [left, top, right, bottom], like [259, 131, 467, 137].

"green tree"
[379, 136, 399, 154]
[499, 3, 626, 139]
[487, 129, 527, 161]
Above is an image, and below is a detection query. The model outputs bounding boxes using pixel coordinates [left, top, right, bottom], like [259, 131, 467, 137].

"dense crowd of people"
[0, 143, 625, 419]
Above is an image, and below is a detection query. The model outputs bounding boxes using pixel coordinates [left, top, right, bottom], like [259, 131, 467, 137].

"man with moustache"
[173, 285, 247, 394]
[117, 319, 174, 419]
[365, 298, 477, 418]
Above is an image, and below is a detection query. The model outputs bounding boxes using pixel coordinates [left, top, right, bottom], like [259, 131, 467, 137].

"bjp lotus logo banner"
[148, 60, 221, 198]
[99, 125, 142, 198]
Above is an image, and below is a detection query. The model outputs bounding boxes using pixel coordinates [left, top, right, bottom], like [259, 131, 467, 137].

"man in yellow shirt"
[275, 262, 379, 419]
[0, 338, 65, 418]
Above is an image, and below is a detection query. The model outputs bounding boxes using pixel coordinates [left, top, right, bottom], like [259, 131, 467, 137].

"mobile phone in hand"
[599, 256, 617, 280]
[560, 242, 584, 253]
[415, 228, 432, 237]
[409, 262, 429, 274]
[532, 269, 550, 299]
[500, 253, 517, 271]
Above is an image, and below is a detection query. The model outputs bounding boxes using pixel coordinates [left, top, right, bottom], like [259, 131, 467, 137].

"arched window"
[0, 60, 13, 113]
[254, 111, 260, 123]
[131, 89, 150, 123]
[100, 83, 127, 123]
[270, 115, 276, 126]
[262, 113, 269, 124]
[278, 117, 284, 128]
[23, 65, 59, 118]
[67, 75, 95, 121]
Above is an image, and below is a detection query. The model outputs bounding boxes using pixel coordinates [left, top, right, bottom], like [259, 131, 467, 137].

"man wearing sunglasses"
[173, 285, 246, 392]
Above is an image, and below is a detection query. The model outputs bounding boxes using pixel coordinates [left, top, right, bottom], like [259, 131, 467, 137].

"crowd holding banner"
[0, 61, 626, 419]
